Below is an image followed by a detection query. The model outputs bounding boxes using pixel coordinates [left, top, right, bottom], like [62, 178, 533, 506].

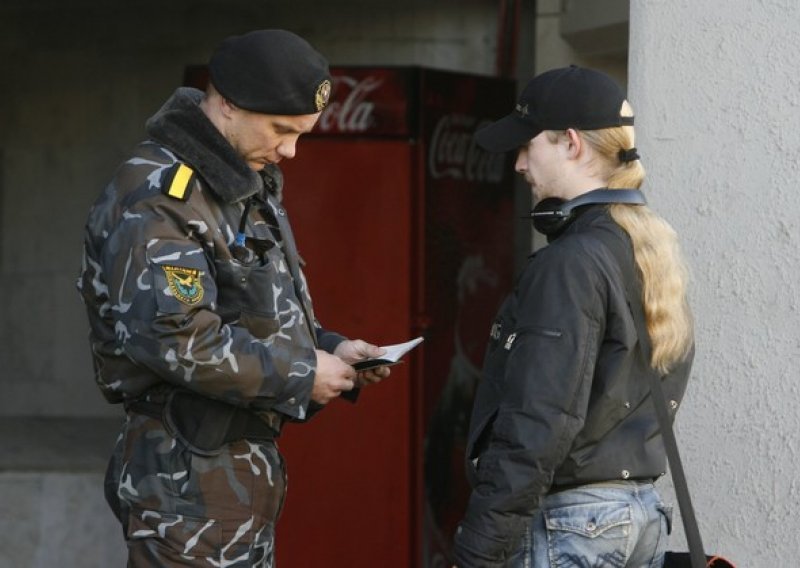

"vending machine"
[185, 65, 517, 567]
[276, 66, 516, 568]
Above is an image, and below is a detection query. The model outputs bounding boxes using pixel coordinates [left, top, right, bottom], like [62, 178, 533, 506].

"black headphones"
[530, 188, 646, 236]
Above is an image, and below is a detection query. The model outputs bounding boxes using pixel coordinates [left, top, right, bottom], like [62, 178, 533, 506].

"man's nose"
[278, 139, 297, 160]
[514, 150, 527, 173]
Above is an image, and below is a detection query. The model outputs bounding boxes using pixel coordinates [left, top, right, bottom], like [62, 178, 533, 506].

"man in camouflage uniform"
[77, 29, 389, 567]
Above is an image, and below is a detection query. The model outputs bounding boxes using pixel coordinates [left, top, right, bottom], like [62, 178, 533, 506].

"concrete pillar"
[629, 2, 800, 564]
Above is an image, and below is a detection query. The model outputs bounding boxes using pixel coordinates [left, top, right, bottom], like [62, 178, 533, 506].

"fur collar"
[145, 87, 264, 204]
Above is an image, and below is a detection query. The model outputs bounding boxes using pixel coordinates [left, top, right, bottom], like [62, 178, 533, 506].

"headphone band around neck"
[530, 188, 646, 236]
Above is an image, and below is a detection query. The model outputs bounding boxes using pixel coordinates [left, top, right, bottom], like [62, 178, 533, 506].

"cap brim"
[475, 113, 541, 153]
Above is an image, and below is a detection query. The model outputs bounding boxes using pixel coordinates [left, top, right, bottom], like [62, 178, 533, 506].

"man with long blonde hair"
[452, 66, 694, 567]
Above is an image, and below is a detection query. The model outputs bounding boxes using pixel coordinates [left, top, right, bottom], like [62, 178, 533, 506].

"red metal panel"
[277, 138, 415, 568]
[315, 67, 415, 137]
[418, 69, 516, 568]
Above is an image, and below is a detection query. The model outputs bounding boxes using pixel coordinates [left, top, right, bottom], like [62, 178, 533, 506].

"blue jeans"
[506, 481, 672, 568]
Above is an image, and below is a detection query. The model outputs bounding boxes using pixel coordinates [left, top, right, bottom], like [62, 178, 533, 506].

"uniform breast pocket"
[214, 252, 283, 339]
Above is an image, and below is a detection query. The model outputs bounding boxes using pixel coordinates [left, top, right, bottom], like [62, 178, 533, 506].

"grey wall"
[630, 1, 800, 564]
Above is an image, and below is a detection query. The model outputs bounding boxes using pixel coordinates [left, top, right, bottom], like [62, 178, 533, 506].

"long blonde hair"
[579, 102, 693, 374]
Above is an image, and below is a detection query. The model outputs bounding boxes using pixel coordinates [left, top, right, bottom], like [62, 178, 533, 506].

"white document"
[352, 336, 425, 371]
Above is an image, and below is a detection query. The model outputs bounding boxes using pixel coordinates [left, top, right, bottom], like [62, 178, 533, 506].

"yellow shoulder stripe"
[167, 163, 194, 200]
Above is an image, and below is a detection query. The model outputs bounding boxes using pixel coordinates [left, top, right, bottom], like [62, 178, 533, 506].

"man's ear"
[564, 128, 583, 160]
[219, 96, 239, 118]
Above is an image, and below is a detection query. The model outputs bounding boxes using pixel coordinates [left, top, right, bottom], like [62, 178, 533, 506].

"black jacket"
[452, 206, 694, 567]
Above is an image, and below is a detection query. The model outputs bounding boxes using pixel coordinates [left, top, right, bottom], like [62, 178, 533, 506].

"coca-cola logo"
[318, 75, 383, 133]
[428, 114, 506, 184]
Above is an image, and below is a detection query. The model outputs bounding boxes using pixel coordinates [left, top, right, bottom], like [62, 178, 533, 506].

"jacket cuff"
[316, 328, 347, 353]
[341, 388, 360, 403]
[271, 346, 317, 420]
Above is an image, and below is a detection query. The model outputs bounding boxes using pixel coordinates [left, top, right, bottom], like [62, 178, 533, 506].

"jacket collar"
[145, 87, 263, 204]
[546, 204, 610, 243]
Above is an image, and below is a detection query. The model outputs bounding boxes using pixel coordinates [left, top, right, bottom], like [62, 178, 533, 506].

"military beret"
[208, 29, 332, 115]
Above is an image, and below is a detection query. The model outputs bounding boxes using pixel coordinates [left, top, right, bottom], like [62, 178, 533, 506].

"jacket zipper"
[504, 326, 563, 350]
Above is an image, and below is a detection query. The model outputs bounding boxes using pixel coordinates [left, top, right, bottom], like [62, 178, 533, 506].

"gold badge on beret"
[315, 79, 332, 112]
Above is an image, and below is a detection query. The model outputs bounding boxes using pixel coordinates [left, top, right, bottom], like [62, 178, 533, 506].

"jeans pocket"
[544, 501, 632, 568]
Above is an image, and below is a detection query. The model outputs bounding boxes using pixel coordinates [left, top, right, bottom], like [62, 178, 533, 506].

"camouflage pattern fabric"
[77, 88, 347, 564]
[77, 139, 327, 418]
[106, 413, 286, 567]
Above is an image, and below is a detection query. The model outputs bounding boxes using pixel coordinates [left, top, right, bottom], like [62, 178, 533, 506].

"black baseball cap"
[475, 65, 634, 152]
[208, 29, 332, 116]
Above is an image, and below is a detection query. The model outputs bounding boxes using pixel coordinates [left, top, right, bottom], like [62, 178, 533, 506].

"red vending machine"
[275, 66, 517, 568]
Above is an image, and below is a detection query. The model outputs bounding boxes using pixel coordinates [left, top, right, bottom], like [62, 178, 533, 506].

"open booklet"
[352, 336, 425, 371]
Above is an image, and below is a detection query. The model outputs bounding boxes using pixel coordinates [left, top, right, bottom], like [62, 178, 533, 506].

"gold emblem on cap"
[315, 79, 331, 112]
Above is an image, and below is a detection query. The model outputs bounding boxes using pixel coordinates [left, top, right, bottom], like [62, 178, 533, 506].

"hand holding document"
[352, 336, 425, 371]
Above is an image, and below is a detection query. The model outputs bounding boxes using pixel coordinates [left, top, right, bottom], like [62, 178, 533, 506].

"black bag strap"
[596, 225, 708, 568]
[646, 367, 708, 568]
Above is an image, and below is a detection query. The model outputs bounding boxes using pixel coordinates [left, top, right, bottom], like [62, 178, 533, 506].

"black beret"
[208, 29, 332, 115]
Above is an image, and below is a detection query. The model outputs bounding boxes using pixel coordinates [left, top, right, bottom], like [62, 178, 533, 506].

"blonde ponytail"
[580, 102, 694, 373]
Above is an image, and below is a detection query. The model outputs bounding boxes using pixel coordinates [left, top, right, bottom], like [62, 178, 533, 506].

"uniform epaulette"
[161, 162, 196, 202]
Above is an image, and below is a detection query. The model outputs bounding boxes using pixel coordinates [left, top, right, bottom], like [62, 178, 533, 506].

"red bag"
[664, 552, 736, 567]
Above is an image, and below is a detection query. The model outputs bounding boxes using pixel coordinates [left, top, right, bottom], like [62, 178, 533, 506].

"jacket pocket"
[498, 325, 562, 356]
[514, 325, 563, 340]
[465, 409, 498, 485]
[214, 254, 281, 339]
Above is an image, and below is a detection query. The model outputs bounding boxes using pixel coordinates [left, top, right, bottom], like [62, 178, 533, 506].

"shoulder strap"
[647, 361, 708, 568]
[596, 227, 708, 568]
[162, 163, 196, 202]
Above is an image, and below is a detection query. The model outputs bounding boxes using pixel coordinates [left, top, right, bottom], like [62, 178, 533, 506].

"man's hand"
[333, 339, 392, 387]
[312, 349, 357, 405]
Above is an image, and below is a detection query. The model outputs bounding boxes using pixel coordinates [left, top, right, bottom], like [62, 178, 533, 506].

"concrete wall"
[536, 0, 628, 82]
[630, 1, 800, 565]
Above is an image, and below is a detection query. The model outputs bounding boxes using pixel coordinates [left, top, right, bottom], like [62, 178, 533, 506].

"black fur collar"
[145, 87, 262, 204]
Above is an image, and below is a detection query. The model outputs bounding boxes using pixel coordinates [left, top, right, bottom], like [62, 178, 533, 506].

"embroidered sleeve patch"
[163, 265, 204, 305]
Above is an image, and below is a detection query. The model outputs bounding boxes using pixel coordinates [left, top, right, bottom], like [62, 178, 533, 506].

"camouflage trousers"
[105, 412, 287, 567]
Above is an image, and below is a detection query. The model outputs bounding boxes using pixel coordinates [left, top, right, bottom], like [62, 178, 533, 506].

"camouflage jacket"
[77, 88, 344, 423]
